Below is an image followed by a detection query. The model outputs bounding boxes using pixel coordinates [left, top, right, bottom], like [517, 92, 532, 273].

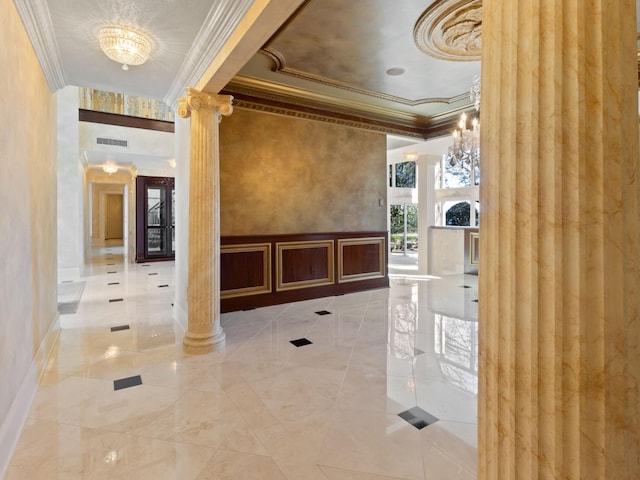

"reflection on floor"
[6, 247, 478, 479]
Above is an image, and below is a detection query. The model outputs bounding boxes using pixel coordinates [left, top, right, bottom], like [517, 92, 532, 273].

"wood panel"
[220, 243, 271, 298]
[338, 237, 385, 283]
[220, 232, 388, 312]
[276, 240, 334, 291]
[79, 109, 175, 133]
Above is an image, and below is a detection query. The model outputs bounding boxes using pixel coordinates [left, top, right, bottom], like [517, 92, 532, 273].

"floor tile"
[6, 247, 478, 479]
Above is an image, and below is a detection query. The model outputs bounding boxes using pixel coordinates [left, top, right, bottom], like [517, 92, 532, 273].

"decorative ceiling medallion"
[414, 0, 482, 61]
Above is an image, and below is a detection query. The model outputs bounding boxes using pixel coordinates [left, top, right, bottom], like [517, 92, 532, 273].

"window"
[390, 204, 418, 252]
[442, 201, 479, 227]
[393, 161, 416, 188]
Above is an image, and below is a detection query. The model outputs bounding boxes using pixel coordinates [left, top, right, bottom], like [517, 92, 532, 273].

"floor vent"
[97, 137, 128, 147]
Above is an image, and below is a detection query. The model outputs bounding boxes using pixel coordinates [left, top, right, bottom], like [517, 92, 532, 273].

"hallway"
[6, 249, 478, 479]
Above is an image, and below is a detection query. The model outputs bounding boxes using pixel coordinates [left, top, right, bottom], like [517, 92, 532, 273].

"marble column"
[479, 1, 639, 478]
[177, 88, 233, 354]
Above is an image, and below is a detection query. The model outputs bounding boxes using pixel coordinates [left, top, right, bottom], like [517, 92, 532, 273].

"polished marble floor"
[6, 247, 478, 479]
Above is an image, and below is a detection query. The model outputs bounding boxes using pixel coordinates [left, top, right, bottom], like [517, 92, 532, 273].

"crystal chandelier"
[445, 76, 481, 169]
[102, 162, 118, 174]
[98, 26, 152, 70]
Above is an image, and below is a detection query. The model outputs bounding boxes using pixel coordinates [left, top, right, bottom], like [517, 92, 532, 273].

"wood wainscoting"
[221, 232, 388, 312]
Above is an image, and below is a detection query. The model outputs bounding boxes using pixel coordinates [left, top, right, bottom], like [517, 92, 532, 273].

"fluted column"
[177, 88, 233, 354]
[479, 1, 639, 479]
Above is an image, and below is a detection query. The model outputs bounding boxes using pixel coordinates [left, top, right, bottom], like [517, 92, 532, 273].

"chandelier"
[445, 76, 481, 170]
[102, 162, 118, 174]
[98, 26, 152, 70]
[445, 112, 479, 169]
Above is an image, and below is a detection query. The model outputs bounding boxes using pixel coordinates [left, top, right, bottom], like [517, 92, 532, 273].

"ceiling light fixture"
[403, 151, 419, 161]
[98, 25, 152, 70]
[102, 162, 118, 174]
[445, 77, 481, 170]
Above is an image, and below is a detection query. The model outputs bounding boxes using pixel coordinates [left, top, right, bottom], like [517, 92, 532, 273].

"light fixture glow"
[403, 151, 419, 161]
[102, 162, 118, 174]
[98, 26, 152, 70]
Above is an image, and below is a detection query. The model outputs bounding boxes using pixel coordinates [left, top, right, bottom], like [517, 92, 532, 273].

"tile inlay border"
[398, 406, 439, 430]
[290, 338, 313, 347]
[110, 324, 130, 332]
[114, 375, 142, 391]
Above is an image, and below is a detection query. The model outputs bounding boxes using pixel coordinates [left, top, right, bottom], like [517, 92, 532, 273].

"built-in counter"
[428, 226, 478, 276]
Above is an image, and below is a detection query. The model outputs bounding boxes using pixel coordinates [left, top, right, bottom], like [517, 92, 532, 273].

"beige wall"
[0, 0, 58, 469]
[219, 109, 387, 235]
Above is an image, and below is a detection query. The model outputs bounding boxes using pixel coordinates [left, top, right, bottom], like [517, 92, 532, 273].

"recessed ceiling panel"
[264, 0, 480, 102]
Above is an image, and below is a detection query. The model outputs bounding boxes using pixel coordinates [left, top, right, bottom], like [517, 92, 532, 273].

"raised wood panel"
[220, 232, 388, 312]
[220, 243, 271, 298]
[338, 237, 385, 283]
[276, 240, 334, 291]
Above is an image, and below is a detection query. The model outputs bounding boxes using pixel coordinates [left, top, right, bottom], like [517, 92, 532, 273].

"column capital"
[177, 87, 233, 119]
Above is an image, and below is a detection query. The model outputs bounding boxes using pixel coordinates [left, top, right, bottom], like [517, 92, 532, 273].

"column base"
[182, 329, 226, 354]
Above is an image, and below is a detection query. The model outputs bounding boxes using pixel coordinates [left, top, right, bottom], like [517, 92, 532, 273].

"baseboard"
[0, 313, 60, 478]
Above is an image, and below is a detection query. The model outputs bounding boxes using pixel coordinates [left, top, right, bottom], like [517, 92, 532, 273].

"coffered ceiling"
[223, 0, 482, 139]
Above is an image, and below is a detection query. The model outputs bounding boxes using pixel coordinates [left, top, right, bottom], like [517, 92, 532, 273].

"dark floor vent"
[97, 137, 128, 147]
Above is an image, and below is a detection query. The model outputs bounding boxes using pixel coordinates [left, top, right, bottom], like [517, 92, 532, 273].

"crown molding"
[223, 74, 474, 139]
[227, 75, 424, 125]
[228, 95, 426, 140]
[260, 48, 470, 107]
[13, 0, 66, 91]
[164, 0, 254, 108]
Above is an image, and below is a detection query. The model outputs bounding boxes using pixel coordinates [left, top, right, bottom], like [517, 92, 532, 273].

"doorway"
[136, 176, 175, 262]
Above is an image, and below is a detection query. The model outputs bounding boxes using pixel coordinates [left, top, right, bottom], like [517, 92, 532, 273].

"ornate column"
[177, 88, 233, 354]
[479, 1, 640, 478]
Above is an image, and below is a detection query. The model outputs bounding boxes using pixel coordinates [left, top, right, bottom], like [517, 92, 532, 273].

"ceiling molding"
[260, 48, 469, 107]
[13, 0, 66, 91]
[164, 0, 254, 108]
[227, 75, 424, 125]
[227, 94, 426, 140]
[223, 87, 472, 140]
[224, 74, 476, 139]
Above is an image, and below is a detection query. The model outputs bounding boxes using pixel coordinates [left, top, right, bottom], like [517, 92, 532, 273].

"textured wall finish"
[479, 1, 640, 478]
[0, 0, 58, 474]
[219, 108, 387, 235]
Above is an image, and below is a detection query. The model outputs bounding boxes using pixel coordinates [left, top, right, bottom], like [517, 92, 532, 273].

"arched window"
[445, 202, 471, 226]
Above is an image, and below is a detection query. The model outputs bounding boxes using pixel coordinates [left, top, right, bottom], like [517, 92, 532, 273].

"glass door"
[136, 176, 175, 262]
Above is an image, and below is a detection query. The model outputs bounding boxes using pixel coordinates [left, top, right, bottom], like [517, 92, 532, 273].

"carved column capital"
[177, 87, 234, 119]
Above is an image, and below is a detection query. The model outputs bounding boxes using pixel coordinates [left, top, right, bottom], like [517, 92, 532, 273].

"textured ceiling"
[224, 0, 482, 139]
